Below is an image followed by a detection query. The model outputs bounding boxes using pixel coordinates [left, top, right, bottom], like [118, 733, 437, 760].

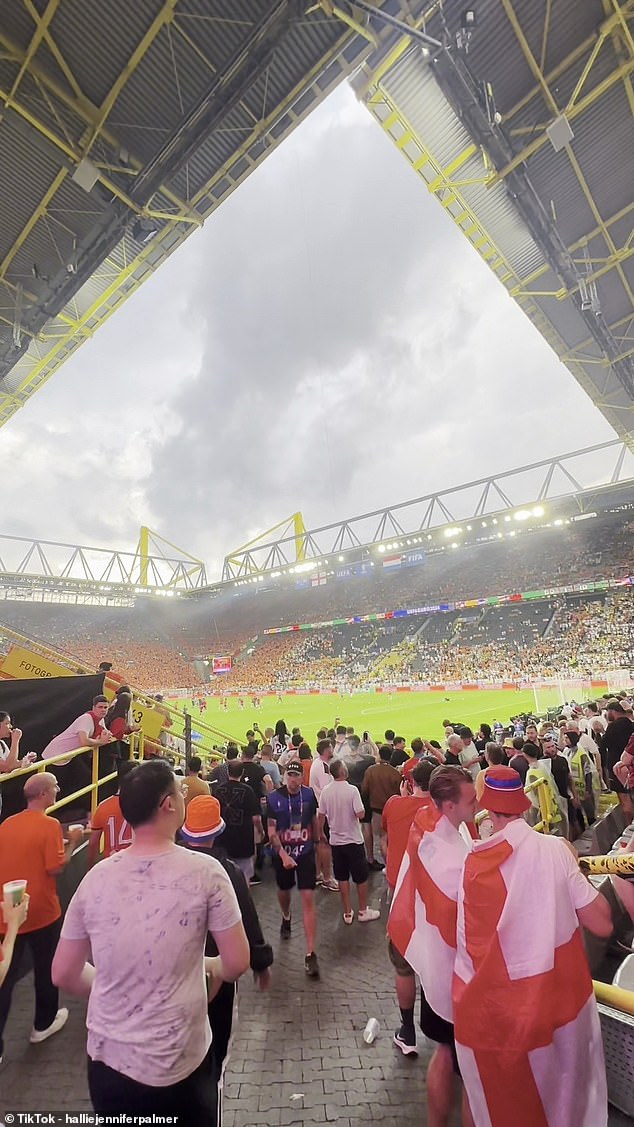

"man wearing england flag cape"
[453, 766, 613, 1127]
[388, 766, 477, 1127]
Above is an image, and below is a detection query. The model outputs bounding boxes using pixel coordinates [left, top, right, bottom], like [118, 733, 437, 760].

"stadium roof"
[0, 0, 383, 425]
[1, 1, 632, 450]
[351, 0, 634, 449]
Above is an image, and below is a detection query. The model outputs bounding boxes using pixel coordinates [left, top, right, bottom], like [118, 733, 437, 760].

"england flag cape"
[387, 803, 471, 1021]
[453, 818, 607, 1127]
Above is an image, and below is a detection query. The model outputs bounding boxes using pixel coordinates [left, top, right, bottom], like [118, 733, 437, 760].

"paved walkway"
[2, 864, 632, 1126]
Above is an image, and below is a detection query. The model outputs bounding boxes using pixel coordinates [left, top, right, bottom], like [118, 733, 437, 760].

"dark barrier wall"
[0, 672, 105, 820]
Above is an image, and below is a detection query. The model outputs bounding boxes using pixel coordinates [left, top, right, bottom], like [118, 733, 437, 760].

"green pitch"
[171, 686, 563, 746]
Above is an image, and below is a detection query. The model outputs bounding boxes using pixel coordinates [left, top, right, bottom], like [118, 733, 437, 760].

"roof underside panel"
[0, 0, 387, 423]
[353, 0, 634, 452]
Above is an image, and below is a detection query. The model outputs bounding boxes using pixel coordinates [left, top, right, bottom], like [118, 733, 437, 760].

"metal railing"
[0, 741, 125, 817]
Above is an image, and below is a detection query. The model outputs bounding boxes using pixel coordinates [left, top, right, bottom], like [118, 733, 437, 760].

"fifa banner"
[0, 645, 74, 680]
[212, 656, 233, 674]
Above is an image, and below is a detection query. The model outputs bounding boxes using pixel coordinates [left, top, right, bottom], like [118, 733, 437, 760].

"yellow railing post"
[91, 746, 99, 816]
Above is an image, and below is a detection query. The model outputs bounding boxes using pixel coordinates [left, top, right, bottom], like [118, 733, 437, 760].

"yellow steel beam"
[502, 1, 634, 123]
[515, 201, 634, 291]
[0, 168, 67, 280]
[610, 0, 634, 56]
[539, 0, 553, 72]
[565, 29, 609, 110]
[3, 0, 61, 107]
[318, 1, 378, 47]
[80, 0, 180, 160]
[0, 16, 362, 427]
[22, 0, 83, 101]
[0, 28, 198, 219]
[355, 1, 443, 96]
[500, 1, 634, 313]
[492, 58, 634, 182]
[0, 82, 144, 215]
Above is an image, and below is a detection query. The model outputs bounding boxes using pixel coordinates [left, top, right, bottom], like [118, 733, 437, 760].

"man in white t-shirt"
[317, 760, 380, 925]
[52, 760, 249, 1125]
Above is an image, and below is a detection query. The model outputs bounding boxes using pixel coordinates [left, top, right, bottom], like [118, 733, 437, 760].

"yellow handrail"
[593, 981, 634, 1017]
[0, 744, 122, 817]
[525, 774, 553, 834]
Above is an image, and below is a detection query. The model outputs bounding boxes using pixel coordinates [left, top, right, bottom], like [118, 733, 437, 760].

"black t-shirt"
[602, 717, 634, 772]
[239, 759, 267, 801]
[343, 753, 375, 790]
[214, 780, 260, 859]
[509, 754, 528, 784]
[548, 755, 571, 800]
[390, 748, 408, 769]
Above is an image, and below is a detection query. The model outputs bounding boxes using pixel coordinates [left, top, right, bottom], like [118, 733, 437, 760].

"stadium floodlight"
[481, 521, 487, 527]
[492, 518, 498, 525]
[451, 542, 459, 549]
[377, 545, 385, 553]
[504, 515, 511, 523]
[532, 505, 545, 517]
[514, 510, 531, 521]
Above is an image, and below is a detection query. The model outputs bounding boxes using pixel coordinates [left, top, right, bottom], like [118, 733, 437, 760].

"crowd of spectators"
[196, 591, 634, 691]
[0, 509, 631, 694]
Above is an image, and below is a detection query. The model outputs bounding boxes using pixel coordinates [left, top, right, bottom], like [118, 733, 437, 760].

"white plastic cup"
[68, 823, 84, 833]
[363, 1018, 380, 1044]
[3, 879, 27, 906]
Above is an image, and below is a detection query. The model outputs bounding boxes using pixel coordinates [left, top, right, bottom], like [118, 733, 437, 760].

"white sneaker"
[324, 877, 339, 892]
[358, 908, 381, 922]
[29, 1008, 68, 1044]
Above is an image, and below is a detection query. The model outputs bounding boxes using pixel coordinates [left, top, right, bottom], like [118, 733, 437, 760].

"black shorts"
[331, 842, 368, 884]
[273, 851, 317, 891]
[609, 766, 631, 795]
[420, 987, 459, 1074]
[361, 794, 372, 824]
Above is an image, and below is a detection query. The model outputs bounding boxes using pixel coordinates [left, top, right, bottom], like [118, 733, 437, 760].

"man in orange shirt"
[0, 772, 83, 1059]
[88, 761, 136, 866]
[381, 761, 435, 1057]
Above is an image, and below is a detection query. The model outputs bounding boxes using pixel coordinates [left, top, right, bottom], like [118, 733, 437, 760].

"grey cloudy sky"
[0, 83, 615, 577]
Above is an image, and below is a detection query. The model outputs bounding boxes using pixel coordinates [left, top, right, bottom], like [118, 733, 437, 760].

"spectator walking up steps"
[309, 738, 338, 890]
[182, 756, 210, 808]
[454, 766, 614, 1127]
[213, 761, 262, 884]
[52, 760, 249, 1126]
[381, 760, 435, 1057]
[0, 772, 83, 1060]
[267, 761, 320, 979]
[180, 795, 273, 1127]
[317, 760, 380, 925]
[362, 745, 401, 870]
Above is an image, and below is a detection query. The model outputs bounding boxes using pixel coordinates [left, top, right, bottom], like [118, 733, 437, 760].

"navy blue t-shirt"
[267, 785, 317, 859]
